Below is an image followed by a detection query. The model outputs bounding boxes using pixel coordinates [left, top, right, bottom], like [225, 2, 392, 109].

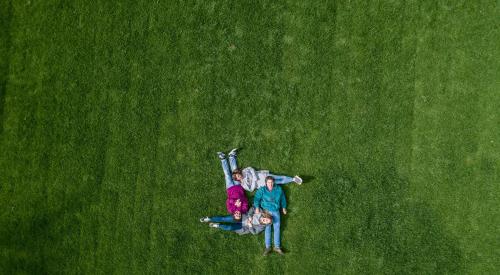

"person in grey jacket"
[200, 207, 272, 235]
[223, 148, 303, 192]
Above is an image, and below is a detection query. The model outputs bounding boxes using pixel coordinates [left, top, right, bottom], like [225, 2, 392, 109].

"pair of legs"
[264, 210, 281, 249]
[208, 215, 242, 231]
[220, 153, 240, 189]
[220, 149, 296, 186]
[268, 173, 295, 185]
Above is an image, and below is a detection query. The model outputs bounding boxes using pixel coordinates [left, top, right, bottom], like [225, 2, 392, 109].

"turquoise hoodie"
[254, 185, 286, 212]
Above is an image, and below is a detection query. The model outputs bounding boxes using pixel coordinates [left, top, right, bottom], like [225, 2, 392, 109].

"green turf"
[0, 0, 499, 274]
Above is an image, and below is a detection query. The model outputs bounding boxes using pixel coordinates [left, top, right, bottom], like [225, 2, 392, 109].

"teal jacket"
[253, 185, 286, 212]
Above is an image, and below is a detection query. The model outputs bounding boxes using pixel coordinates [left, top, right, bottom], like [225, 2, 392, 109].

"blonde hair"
[260, 212, 273, 224]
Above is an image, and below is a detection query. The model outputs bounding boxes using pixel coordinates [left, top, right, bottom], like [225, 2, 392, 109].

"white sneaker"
[200, 217, 210, 223]
[228, 148, 238, 157]
[209, 223, 219, 228]
[217, 152, 226, 160]
[293, 176, 303, 185]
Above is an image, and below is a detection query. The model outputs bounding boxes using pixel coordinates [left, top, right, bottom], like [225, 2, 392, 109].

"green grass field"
[1, 0, 499, 274]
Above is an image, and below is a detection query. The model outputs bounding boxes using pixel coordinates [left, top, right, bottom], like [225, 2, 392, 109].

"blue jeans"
[229, 154, 293, 186]
[209, 215, 243, 231]
[221, 158, 240, 189]
[268, 173, 294, 185]
[264, 210, 281, 248]
[229, 154, 238, 172]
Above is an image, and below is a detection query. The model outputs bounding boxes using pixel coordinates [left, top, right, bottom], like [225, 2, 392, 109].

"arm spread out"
[280, 188, 287, 209]
[253, 188, 262, 209]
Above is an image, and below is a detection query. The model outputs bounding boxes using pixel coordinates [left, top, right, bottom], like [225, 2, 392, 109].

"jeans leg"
[269, 174, 294, 185]
[209, 215, 236, 223]
[219, 223, 243, 231]
[221, 158, 235, 189]
[272, 211, 281, 248]
[229, 154, 238, 172]
[265, 224, 272, 248]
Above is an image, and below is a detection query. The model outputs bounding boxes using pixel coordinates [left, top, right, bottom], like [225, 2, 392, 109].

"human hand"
[235, 199, 241, 207]
[255, 208, 260, 214]
[282, 208, 287, 215]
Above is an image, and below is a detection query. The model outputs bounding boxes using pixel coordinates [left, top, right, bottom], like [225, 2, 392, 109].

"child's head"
[232, 169, 243, 181]
[259, 212, 272, 225]
[233, 211, 242, 221]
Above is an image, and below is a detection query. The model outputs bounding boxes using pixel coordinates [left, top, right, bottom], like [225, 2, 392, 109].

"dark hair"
[233, 212, 242, 221]
[265, 176, 275, 182]
[232, 169, 242, 181]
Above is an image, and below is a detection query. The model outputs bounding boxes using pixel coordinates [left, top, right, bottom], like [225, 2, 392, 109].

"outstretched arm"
[254, 188, 263, 211]
[280, 190, 287, 209]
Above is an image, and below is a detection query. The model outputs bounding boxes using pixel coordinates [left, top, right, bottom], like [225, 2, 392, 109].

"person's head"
[233, 211, 242, 221]
[232, 169, 243, 181]
[265, 176, 275, 190]
[259, 212, 272, 225]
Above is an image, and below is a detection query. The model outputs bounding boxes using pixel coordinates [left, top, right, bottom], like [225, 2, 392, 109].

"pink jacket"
[226, 185, 248, 214]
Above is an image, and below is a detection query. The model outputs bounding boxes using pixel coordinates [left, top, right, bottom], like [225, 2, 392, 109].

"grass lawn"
[0, 0, 499, 274]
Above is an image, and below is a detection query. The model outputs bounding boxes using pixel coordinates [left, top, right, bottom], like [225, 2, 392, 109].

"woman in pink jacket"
[218, 151, 248, 221]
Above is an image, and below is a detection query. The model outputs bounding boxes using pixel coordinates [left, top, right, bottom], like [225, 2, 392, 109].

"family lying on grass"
[200, 148, 303, 256]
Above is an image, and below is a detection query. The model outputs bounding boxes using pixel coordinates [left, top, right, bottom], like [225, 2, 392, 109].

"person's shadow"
[298, 175, 315, 184]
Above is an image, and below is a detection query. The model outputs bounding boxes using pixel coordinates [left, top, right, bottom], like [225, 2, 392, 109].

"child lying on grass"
[200, 207, 272, 235]
[219, 148, 303, 192]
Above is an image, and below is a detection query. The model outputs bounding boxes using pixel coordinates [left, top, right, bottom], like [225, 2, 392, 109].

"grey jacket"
[234, 207, 267, 235]
[240, 167, 269, 192]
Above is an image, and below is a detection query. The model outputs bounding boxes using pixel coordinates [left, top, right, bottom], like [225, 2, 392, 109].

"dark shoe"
[273, 247, 284, 255]
[263, 248, 271, 256]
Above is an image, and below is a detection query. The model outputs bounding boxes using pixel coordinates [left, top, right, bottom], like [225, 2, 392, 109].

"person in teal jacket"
[254, 176, 287, 256]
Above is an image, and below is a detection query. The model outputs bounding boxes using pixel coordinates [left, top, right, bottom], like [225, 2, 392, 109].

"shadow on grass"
[0, 0, 13, 136]
[0, 189, 92, 274]
[0, 81, 5, 135]
[0, 103, 110, 274]
[298, 175, 315, 183]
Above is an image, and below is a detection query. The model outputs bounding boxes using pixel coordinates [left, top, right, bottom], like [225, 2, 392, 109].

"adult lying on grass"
[217, 151, 248, 221]
[223, 148, 303, 192]
[254, 176, 287, 256]
[199, 207, 272, 235]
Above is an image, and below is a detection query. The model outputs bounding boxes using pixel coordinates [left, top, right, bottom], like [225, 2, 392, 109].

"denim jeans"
[221, 158, 240, 189]
[229, 154, 238, 172]
[264, 210, 281, 248]
[230, 154, 293, 186]
[268, 173, 294, 185]
[209, 215, 243, 231]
